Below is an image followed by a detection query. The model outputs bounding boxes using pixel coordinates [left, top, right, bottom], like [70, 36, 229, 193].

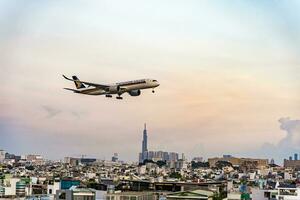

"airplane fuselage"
[76, 79, 159, 96]
[63, 75, 159, 99]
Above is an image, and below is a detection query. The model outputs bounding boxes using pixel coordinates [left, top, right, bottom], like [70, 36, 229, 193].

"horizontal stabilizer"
[62, 75, 73, 81]
[63, 88, 80, 93]
[62, 74, 109, 88]
[62, 74, 86, 89]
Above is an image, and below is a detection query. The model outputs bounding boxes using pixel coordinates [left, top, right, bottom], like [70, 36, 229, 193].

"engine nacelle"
[108, 85, 121, 94]
[128, 89, 141, 96]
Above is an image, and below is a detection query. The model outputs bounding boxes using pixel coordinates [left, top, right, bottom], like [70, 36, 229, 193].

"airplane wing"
[62, 75, 110, 89]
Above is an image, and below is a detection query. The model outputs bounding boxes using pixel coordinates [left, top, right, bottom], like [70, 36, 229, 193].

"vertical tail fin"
[72, 76, 86, 89]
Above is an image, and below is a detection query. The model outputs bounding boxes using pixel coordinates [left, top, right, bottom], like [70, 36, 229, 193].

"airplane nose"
[152, 80, 160, 87]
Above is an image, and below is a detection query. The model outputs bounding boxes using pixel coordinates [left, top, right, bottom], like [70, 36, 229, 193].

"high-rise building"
[138, 153, 143, 163]
[138, 124, 181, 163]
[294, 153, 298, 161]
[169, 152, 179, 161]
[145, 151, 180, 162]
[163, 152, 169, 161]
[181, 153, 186, 161]
[112, 153, 118, 162]
[141, 123, 148, 162]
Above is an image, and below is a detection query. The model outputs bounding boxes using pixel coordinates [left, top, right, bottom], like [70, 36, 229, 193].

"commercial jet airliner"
[62, 75, 160, 99]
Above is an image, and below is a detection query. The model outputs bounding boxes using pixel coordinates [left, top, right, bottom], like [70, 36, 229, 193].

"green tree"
[169, 172, 182, 179]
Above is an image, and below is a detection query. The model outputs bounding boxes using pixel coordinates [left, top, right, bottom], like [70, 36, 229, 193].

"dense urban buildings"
[284, 154, 300, 169]
[208, 156, 269, 168]
[1, 146, 299, 200]
[1, 126, 300, 200]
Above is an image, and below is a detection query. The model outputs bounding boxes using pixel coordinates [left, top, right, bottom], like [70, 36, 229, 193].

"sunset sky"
[1, 0, 300, 162]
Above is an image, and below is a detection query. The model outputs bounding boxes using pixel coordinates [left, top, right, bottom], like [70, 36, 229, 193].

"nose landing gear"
[152, 89, 155, 93]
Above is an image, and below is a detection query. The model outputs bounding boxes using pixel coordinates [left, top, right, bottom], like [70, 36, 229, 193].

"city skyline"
[1, 121, 300, 164]
[1, 1, 300, 162]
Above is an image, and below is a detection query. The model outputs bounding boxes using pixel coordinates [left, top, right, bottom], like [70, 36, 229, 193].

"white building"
[3, 177, 20, 196]
[0, 150, 6, 162]
[276, 187, 300, 200]
[227, 193, 242, 200]
[250, 188, 277, 200]
[138, 165, 146, 175]
[284, 172, 293, 180]
[249, 172, 256, 180]
[47, 181, 60, 196]
[56, 186, 96, 200]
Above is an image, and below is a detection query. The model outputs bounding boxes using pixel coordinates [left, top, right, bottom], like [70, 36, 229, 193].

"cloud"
[41, 105, 86, 119]
[259, 117, 300, 163]
[278, 117, 300, 148]
[42, 105, 61, 118]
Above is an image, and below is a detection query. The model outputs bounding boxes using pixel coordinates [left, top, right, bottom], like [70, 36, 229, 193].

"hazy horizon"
[1, 0, 300, 163]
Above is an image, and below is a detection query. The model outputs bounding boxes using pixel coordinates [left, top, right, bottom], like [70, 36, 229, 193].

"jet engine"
[128, 89, 141, 96]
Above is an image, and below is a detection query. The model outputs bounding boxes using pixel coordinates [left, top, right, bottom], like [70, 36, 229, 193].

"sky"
[0, 0, 300, 163]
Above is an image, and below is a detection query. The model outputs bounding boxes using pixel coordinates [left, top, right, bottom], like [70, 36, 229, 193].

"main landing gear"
[116, 93, 123, 100]
[106, 94, 123, 99]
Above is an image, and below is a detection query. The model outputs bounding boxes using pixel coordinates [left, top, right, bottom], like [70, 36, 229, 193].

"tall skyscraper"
[138, 124, 180, 163]
[294, 153, 298, 161]
[141, 123, 148, 161]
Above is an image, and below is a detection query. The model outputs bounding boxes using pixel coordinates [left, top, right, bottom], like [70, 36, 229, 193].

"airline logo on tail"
[72, 76, 86, 89]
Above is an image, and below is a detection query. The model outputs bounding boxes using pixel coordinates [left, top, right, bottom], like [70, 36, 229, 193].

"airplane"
[62, 75, 160, 99]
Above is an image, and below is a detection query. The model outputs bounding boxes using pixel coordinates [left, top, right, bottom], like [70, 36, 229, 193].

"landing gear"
[105, 94, 112, 98]
[116, 93, 123, 100]
[152, 89, 155, 93]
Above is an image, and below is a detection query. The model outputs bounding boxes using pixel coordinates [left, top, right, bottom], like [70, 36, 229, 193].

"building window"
[59, 192, 66, 199]
[120, 196, 129, 200]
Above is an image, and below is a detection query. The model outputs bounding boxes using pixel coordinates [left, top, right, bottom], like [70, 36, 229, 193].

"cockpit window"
[153, 80, 157, 82]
